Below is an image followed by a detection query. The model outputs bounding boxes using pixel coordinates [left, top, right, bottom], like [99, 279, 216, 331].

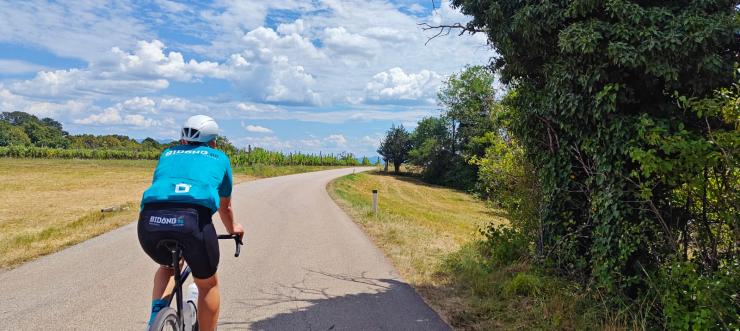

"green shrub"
[658, 260, 739, 330]
[441, 243, 493, 297]
[471, 127, 542, 239]
[480, 224, 530, 267]
[504, 272, 544, 297]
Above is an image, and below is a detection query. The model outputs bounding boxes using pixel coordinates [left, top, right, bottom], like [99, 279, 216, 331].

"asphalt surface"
[0, 167, 451, 330]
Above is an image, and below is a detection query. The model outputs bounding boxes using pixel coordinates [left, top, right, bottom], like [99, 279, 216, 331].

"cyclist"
[137, 115, 244, 331]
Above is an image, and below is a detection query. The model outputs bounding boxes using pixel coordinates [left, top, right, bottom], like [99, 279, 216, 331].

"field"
[0, 158, 156, 268]
[329, 171, 606, 330]
[328, 172, 506, 310]
[0, 158, 343, 269]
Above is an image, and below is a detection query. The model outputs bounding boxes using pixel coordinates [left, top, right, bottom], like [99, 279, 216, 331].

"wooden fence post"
[372, 190, 378, 214]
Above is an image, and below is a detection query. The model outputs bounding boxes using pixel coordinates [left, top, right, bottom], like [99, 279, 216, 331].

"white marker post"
[372, 189, 378, 214]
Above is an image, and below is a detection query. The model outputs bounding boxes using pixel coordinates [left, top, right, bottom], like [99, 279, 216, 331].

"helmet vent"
[181, 128, 201, 140]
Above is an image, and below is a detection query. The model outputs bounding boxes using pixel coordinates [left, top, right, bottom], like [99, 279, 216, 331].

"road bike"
[148, 234, 243, 331]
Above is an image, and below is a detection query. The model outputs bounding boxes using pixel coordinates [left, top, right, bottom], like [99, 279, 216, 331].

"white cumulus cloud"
[0, 87, 89, 118]
[74, 98, 162, 128]
[242, 123, 273, 133]
[10, 67, 169, 99]
[323, 27, 378, 57]
[277, 19, 306, 35]
[102, 40, 229, 81]
[121, 97, 156, 114]
[324, 134, 347, 146]
[365, 67, 441, 103]
[236, 102, 279, 113]
[159, 97, 206, 112]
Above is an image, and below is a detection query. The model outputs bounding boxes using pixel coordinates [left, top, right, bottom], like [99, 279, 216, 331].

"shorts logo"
[175, 183, 192, 193]
[149, 215, 185, 226]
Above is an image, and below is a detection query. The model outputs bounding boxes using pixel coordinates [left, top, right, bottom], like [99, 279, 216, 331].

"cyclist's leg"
[152, 265, 175, 300]
[139, 212, 179, 327]
[181, 208, 221, 330]
[193, 274, 220, 331]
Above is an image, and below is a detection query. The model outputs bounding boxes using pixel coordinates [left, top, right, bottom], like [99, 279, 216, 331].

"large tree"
[0, 111, 38, 126]
[378, 124, 412, 174]
[438, 65, 497, 159]
[0, 121, 31, 146]
[1, 111, 70, 148]
[449, 0, 739, 305]
[408, 116, 455, 182]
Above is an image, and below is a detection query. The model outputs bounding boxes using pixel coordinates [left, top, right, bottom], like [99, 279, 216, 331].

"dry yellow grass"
[0, 158, 156, 268]
[0, 158, 254, 269]
[328, 171, 508, 319]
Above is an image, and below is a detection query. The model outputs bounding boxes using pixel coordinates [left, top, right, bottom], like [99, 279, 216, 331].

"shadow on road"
[220, 270, 450, 331]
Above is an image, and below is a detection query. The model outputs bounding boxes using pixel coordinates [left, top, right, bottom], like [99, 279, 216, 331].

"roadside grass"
[0, 158, 344, 269]
[329, 171, 613, 330]
[329, 171, 500, 285]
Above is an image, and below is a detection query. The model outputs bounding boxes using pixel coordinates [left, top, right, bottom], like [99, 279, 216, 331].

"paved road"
[0, 167, 450, 330]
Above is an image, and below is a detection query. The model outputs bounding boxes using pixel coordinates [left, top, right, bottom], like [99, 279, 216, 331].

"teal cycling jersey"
[141, 144, 233, 214]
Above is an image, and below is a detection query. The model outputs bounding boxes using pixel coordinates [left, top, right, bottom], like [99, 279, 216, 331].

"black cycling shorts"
[137, 202, 219, 279]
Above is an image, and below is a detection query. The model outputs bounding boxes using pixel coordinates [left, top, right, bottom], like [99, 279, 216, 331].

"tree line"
[378, 2, 738, 329]
[0, 111, 177, 151]
[0, 111, 362, 167]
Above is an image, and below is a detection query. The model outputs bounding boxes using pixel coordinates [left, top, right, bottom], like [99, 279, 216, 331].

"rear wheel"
[149, 307, 180, 331]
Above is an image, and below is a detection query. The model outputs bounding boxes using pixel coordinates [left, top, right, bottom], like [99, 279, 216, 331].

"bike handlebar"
[217, 234, 243, 257]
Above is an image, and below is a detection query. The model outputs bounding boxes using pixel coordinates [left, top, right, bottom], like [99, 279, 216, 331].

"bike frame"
[158, 235, 242, 330]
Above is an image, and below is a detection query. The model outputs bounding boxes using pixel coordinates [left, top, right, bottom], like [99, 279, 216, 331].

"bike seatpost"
[170, 248, 183, 328]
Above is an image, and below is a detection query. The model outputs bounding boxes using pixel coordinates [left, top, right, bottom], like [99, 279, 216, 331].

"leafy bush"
[471, 128, 542, 240]
[657, 260, 739, 330]
[480, 224, 530, 267]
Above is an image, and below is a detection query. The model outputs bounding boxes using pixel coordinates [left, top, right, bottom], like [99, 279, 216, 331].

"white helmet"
[181, 115, 219, 143]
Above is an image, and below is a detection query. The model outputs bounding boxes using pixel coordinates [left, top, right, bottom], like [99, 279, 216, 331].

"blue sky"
[0, 0, 490, 157]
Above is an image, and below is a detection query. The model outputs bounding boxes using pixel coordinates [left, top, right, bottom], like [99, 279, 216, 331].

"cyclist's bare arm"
[218, 197, 244, 239]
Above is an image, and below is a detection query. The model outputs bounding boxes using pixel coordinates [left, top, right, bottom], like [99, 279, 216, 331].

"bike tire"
[149, 307, 180, 331]
[183, 301, 198, 331]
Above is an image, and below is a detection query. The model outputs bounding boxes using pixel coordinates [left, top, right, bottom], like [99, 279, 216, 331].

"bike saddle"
[156, 239, 182, 252]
